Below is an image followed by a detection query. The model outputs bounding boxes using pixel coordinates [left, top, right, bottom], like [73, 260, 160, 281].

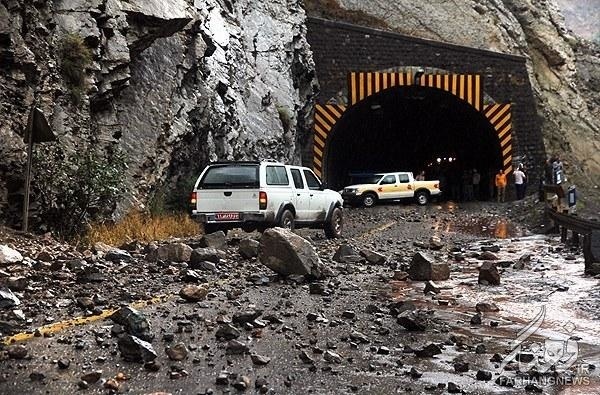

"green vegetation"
[59, 33, 93, 103]
[148, 175, 198, 216]
[32, 143, 128, 238]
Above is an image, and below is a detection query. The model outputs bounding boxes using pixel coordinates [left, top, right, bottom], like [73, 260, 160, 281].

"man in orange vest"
[495, 169, 507, 203]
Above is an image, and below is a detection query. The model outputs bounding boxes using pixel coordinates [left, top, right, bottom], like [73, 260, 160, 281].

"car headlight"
[344, 188, 358, 194]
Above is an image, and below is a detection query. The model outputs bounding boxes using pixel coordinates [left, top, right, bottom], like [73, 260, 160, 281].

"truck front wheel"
[324, 207, 343, 239]
[278, 209, 295, 230]
[415, 191, 429, 206]
[362, 193, 377, 208]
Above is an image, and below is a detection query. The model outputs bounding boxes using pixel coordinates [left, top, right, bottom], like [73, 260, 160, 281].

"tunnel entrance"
[323, 85, 503, 199]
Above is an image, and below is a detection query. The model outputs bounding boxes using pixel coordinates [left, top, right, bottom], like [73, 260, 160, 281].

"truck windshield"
[350, 174, 383, 184]
[199, 164, 259, 189]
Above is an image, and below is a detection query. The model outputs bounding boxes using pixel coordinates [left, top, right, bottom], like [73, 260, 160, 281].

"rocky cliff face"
[311, 0, 600, 192]
[0, 0, 317, 225]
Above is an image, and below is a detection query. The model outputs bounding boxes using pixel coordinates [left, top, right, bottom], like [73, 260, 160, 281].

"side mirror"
[320, 183, 328, 190]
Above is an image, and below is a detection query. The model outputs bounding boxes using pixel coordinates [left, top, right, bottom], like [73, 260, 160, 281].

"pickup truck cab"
[191, 161, 344, 238]
[342, 171, 441, 207]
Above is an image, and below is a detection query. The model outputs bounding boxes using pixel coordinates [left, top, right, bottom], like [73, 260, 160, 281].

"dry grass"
[84, 212, 199, 247]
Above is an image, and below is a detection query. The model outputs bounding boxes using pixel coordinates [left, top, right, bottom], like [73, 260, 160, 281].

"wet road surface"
[1, 202, 599, 394]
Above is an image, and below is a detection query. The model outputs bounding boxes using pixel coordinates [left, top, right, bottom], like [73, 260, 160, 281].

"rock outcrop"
[0, 0, 317, 226]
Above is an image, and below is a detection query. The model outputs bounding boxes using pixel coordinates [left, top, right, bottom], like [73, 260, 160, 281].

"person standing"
[495, 169, 507, 203]
[415, 170, 425, 181]
[514, 165, 527, 200]
[472, 169, 481, 200]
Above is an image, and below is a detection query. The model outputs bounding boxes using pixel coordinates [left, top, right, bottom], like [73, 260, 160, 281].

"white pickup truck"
[341, 171, 442, 207]
[191, 161, 344, 238]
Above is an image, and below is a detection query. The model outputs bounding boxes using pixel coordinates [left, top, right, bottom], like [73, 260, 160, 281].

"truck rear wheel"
[415, 191, 429, 206]
[278, 210, 295, 230]
[362, 193, 377, 208]
[324, 207, 343, 239]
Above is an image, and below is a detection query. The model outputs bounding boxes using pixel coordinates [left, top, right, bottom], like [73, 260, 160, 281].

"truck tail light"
[407, 185, 412, 190]
[259, 191, 267, 209]
[434, 183, 439, 189]
[190, 192, 197, 206]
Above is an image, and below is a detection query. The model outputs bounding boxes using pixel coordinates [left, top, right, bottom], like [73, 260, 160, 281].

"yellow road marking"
[2, 278, 233, 345]
[357, 220, 397, 239]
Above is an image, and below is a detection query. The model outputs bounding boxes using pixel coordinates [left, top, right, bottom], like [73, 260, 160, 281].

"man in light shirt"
[514, 165, 527, 200]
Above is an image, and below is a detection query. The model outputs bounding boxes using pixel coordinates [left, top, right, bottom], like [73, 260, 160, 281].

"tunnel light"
[370, 104, 382, 110]
[437, 158, 441, 164]
[448, 158, 453, 162]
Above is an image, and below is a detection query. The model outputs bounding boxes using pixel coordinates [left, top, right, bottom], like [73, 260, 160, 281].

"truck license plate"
[215, 212, 240, 221]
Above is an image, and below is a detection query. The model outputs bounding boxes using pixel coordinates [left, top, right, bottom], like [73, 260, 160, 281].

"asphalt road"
[1, 201, 599, 394]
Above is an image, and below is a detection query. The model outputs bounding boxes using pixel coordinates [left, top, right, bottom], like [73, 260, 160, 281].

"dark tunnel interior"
[325, 85, 503, 198]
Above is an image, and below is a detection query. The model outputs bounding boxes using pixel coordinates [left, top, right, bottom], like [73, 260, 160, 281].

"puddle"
[383, 234, 600, 393]
[433, 215, 525, 239]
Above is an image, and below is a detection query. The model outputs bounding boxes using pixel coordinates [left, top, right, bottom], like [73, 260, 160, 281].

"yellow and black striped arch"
[348, 72, 482, 111]
[483, 103, 513, 174]
[314, 72, 512, 178]
[313, 104, 346, 178]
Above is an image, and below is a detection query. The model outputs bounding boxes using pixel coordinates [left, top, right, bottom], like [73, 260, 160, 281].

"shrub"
[59, 33, 93, 102]
[32, 143, 128, 238]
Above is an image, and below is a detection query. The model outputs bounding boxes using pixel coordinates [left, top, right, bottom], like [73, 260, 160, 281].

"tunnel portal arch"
[313, 72, 513, 193]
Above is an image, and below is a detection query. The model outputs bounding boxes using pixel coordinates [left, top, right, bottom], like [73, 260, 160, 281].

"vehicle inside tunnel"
[324, 85, 503, 199]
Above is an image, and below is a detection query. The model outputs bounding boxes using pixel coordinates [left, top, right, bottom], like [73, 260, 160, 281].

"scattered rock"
[480, 251, 499, 260]
[423, 280, 441, 294]
[238, 238, 260, 259]
[0, 245, 23, 264]
[110, 307, 153, 341]
[117, 335, 157, 362]
[258, 228, 331, 279]
[0, 287, 21, 308]
[408, 252, 450, 281]
[475, 301, 500, 312]
[341, 310, 356, 319]
[105, 248, 132, 262]
[251, 354, 271, 365]
[470, 313, 482, 325]
[448, 382, 461, 393]
[179, 285, 209, 302]
[429, 236, 444, 250]
[190, 248, 221, 265]
[481, 245, 500, 253]
[332, 244, 362, 263]
[216, 324, 241, 340]
[397, 310, 429, 331]
[476, 370, 492, 381]
[149, 243, 192, 262]
[226, 340, 249, 355]
[7, 344, 28, 359]
[166, 343, 188, 361]
[6, 277, 27, 291]
[233, 375, 251, 391]
[392, 270, 409, 281]
[360, 248, 386, 265]
[415, 343, 442, 358]
[409, 367, 422, 378]
[200, 231, 227, 249]
[478, 262, 500, 285]
[80, 370, 102, 384]
[309, 282, 326, 295]
[324, 350, 342, 363]
[454, 361, 469, 372]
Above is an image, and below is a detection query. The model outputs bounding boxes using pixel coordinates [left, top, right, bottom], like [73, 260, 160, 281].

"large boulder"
[0, 245, 22, 265]
[258, 228, 331, 279]
[117, 334, 157, 363]
[0, 287, 21, 308]
[110, 307, 154, 341]
[408, 252, 450, 281]
[190, 247, 221, 265]
[199, 231, 227, 250]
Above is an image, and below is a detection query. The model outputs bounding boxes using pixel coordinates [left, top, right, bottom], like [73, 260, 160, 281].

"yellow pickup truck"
[341, 172, 441, 207]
